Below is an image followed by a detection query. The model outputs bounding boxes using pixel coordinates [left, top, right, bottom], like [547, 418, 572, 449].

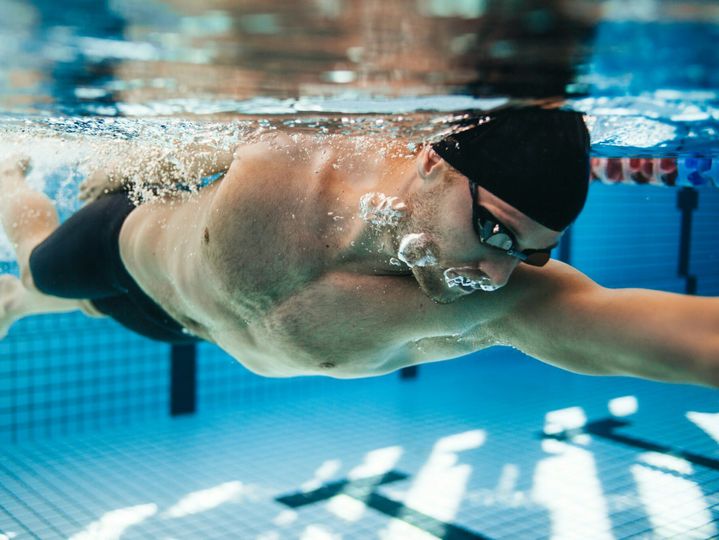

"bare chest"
[210, 271, 497, 378]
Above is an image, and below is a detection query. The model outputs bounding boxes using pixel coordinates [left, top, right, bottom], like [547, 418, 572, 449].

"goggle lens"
[523, 251, 551, 267]
[484, 232, 514, 251]
[470, 182, 552, 267]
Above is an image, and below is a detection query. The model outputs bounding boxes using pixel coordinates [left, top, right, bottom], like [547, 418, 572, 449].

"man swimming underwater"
[1, 107, 718, 386]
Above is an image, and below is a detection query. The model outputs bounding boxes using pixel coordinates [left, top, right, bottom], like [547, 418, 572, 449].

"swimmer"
[1, 107, 718, 386]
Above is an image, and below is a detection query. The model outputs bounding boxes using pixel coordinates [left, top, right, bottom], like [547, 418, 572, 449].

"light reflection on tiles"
[1, 350, 718, 540]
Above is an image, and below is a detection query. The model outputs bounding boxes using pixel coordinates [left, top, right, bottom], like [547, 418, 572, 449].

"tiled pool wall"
[1, 184, 718, 445]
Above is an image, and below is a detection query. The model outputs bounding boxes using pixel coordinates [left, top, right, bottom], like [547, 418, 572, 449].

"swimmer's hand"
[78, 143, 236, 204]
[0, 154, 31, 178]
[78, 168, 128, 204]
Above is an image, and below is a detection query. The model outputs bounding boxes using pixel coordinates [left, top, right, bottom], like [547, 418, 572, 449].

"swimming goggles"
[469, 182, 553, 267]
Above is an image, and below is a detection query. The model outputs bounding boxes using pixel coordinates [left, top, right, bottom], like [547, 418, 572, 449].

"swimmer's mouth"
[443, 268, 499, 292]
[458, 282, 480, 293]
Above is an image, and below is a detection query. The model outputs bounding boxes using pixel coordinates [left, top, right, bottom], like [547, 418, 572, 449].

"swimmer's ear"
[418, 145, 445, 181]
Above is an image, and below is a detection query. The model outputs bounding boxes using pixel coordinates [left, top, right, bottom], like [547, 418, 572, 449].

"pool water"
[1, 0, 718, 150]
[1, 1, 719, 259]
[3, 354, 719, 540]
[1, 1, 718, 539]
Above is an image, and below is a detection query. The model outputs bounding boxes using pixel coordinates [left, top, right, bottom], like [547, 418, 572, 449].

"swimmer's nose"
[477, 254, 518, 290]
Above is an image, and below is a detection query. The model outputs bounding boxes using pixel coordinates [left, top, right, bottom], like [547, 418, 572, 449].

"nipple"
[359, 192, 407, 227]
[397, 233, 437, 268]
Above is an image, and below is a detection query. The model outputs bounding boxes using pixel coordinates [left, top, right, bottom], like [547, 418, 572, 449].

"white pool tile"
[1, 352, 718, 539]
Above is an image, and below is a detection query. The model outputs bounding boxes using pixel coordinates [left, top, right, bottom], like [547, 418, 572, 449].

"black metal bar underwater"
[677, 187, 699, 295]
[170, 344, 197, 416]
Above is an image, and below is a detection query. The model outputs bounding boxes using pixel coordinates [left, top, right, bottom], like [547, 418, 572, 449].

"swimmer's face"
[410, 146, 563, 297]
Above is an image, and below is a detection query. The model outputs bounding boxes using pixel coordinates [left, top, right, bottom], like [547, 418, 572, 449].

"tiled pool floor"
[1, 354, 718, 539]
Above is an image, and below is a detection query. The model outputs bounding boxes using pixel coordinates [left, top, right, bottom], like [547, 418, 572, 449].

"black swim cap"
[431, 107, 590, 232]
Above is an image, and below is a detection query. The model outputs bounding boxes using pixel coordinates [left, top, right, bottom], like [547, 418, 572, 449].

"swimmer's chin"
[428, 290, 470, 304]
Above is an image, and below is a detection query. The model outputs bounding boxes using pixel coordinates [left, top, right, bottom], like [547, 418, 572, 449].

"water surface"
[1, 0, 718, 261]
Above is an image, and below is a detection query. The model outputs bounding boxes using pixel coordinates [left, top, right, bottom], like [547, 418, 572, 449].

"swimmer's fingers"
[78, 169, 126, 203]
[15, 155, 31, 173]
[77, 173, 101, 202]
[0, 154, 31, 177]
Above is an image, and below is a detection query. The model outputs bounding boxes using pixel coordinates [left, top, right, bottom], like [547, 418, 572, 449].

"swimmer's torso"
[118, 132, 528, 377]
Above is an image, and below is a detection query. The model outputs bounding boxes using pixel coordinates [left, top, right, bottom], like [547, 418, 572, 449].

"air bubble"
[397, 233, 437, 268]
[359, 192, 407, 226]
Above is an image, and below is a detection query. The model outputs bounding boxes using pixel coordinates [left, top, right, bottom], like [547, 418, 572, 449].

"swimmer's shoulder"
[231, 131, 325, 162]
[230, 130, 386, 168]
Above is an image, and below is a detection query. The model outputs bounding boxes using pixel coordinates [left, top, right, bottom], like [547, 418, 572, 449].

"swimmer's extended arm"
[498, 261, 719, 387]
[79, 143, 236, 203]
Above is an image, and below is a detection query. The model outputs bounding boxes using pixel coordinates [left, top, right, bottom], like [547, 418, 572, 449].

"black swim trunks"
[29, 192, 200, 344]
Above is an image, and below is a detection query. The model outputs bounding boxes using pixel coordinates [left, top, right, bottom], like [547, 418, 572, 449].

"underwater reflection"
[0, 0, 600, 113]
